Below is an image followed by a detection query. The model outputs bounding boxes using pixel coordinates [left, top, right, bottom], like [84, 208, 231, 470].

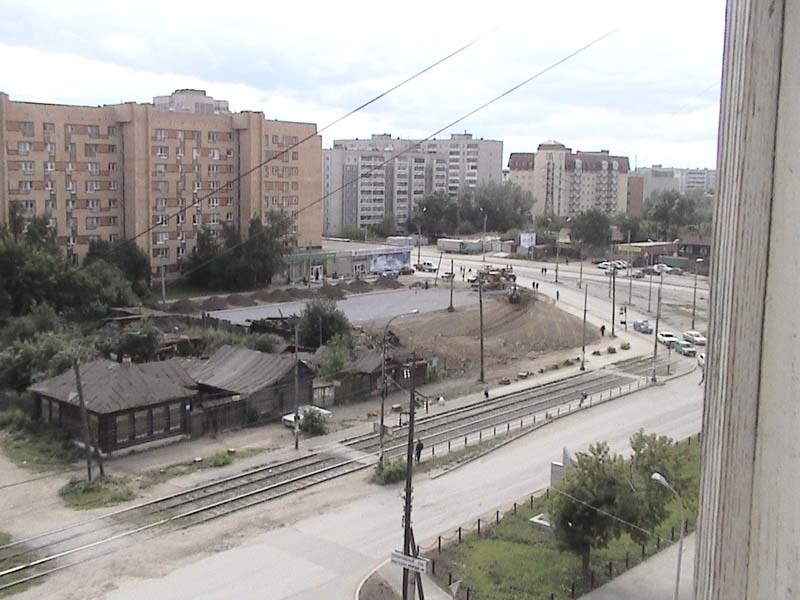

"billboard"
[519, 232, 537, 249]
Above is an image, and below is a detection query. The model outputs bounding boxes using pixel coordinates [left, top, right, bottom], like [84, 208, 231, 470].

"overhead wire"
[169, 29, 617, 288]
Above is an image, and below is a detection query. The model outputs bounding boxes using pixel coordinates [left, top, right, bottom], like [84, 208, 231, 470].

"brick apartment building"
[0, 89, 322, 280]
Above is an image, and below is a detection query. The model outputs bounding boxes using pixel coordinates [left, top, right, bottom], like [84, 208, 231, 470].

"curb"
[354, 558, 390, 600]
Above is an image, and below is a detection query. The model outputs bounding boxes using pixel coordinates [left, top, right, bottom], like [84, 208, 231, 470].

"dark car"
[399, 265, 415, 275]
[633, 319, 653, 334]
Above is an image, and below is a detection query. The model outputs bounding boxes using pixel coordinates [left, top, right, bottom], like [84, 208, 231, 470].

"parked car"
[652, 263, 673, 274]
[698, 352, 706, 368]
[597, 262, 611, 270]
[466, 274, 478, 284]
[633, 320, 653, 334]
[613, 260, 630, 269]
[590, 257, 608, 264]
[441, 272, 455, 280]
[657, 331, 679, 345]
[379, 269, 399, 279]
[673, 340, 697, 357]
[631, 270, 645, 279]
[415, 261, 438, 273]
[281, 405, 332, 428]
[683, 330, 707, 345]
[398, 265, 415, 276]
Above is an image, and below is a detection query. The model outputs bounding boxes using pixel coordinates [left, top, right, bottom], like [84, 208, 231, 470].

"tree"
[247, 213, 294, 285]
[297, 298, 351, 348]
[470, 181, 532, 233]
[97, 321, 161, 363]
[84, 240, 150, 292]
[572, 210, 611, 248]
[643, 190, 698, 240]
[316, 333, 354, 379]
[614, 213, 642, 242]
[373, 214, 397, 238]
[412, 192, 458, 238]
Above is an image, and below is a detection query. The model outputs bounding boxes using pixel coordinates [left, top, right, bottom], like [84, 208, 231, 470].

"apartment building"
[676, 167, 715, 195]
[511, 141, 629, 218]
[323, 133, 502, 236]
[0, 90, 322, 280]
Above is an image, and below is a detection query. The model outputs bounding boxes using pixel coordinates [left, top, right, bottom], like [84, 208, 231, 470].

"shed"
[29, 358, 195, 454]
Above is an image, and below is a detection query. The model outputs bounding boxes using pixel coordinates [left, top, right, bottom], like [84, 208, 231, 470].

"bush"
[607, 346, 617, 354]
[297, 298, 351, 348]
[620, 342, 631, 350]
[59, 475, 135, 509]
[299, 410, 328, 436]
[374, 459, 407, 485]
[204, 451, 234, 467]
[0, 409, 81, 470]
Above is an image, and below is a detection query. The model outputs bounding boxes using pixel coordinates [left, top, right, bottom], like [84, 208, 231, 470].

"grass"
[138, 448, 261, 489]
[0, 532, 40, 597]
[0, 409, 81, 472]
[428, 435, 701, 599]
[59, 475, 136, 510]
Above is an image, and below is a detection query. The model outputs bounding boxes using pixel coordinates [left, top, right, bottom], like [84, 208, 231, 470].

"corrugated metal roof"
[191, 345, 296, 395]
[29, 358, 195, 414]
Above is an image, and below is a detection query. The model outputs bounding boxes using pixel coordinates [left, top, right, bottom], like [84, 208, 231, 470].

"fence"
[419, 432, 702, 599]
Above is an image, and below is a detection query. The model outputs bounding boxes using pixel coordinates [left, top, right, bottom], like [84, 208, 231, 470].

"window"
[156, 146, 168, 159]
[226, 212, 233, 222]
[85, 180, 100, 193]
[107, 126, 117, 136]
[116, 414, 131, 444]
[109, 216, 119, 226]
[45, 199, 56, 210]
[155, 164, 166, 176]
[133, 410, 150, 439]
[66, 124, 74, 135]
[155, 247, 169, 259]
[207, 165, 218, 176]
[156, 214, 169, 227]
[168, 403, 183, 431]
[66, 142, 76, 154]
[17, 141, 31, 156]
[209, 213, 220, 225]
[85, 144, 97, 157]
[157, 197, 168, 209]
[226, 149, 234, 159]
[66, 162, 74, 173]
[292, 151, 299, 160]
[226, 197, 233, 206]
[157, 232, 169, 245]
[192, 148, 200, 160]
[67, 199, 76, 210]
[157, 181, 168, 193]
[109, 233, 119, 242]
[68, 235, 76, 246]
[43, 122, 55, 133]
[272, 135, 279, 144]
[177, 231, 186, 242]
[151, 406, 167, 434]
[19, 121, 34, 136]
[177, 246, 186, 258]
[177, 214, 185, 225]
[192, 214, 199, 226]
[109, 198, 118, 209]
[88, 162, 100, 175]
[17, 199, 35, 212]
[88, 235, 99, 243]
[211, 149, 220, 160]
[109, 181, 118, 191]
[108, 144, 116, 152]
[44, 161, 54, 173]
[177, 180, 185, 193]
[21, 161, 34, 174]
[17, 181, 32, 193]
[87, 199, 99, 211]
[207, 131, 219, 143]
[193, 181, 201, 192]
[108, 162, 117, 172]
[208, 197, 219, 208]
[209, 181, 219, 191]
[154, 129, 167, 141]
[86, 217, 99, 229]
[46, 143, 56, 155]
[87, 125, 100, 138]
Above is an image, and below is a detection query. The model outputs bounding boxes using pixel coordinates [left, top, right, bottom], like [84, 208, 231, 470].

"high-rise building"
[0, 90, 322, 280]
[626, 175, 644, 217]
[515, 141, 629, 217]
[676, 167, 716, 195]
[634, 165, 716, 203]
[323, 133, 502, 236]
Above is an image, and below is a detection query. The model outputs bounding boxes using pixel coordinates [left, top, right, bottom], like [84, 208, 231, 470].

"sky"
[0, 0, 725, 169]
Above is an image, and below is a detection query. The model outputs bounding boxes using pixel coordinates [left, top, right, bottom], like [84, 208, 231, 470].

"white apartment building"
[509, 142, 629, 218]
[633, 165, 716, 201]
[323, 133, 502, 235]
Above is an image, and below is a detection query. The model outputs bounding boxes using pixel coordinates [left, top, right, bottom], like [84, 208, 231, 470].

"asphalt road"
[209, 286, 476, 326]
[107, 373, 702, 600]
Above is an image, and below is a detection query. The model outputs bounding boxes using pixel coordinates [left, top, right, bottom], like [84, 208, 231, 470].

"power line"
[100, 32, 491, 262]
[170, 29, 616, 288]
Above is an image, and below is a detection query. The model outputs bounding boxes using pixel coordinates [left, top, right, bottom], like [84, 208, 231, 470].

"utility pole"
[651, 275, 662, 383]
[478, 280, 485, 383]
[627, 229, 633, 305]
[555, 240, 561, 284]
[319, 315, 323, 348]
[648, 271, 654, 312]
[611, 267, 617, 337]
[580, 285, 588, 371]
[402, 352, 418, 600]
[294, 323, 300, 450]
[448, 258, 455, 312]
[160, 262, 166, 305]
[481, 209, 488, 262]
[691, 258, 704, 330]
[416, 224, 422, 266]
[578, 244, 583, 289]
[73, 361, 104, 480]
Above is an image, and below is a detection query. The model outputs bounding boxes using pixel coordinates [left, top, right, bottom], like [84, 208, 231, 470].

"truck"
[437, 238, 464, 253]
[414, 260, 437, 273]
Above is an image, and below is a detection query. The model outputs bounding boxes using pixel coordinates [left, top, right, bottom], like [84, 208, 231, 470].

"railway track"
[0, 356, 655, 591]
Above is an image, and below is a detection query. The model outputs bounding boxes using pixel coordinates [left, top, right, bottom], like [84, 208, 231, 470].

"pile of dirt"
[166, 299, 199, 314]
[251, 290, 274, 302]
[318, 284, 346, 299]
[201, 296, 229, 311]
[286, 288, 315, 300]
[265, 289, 292, 303]
[226, 294, 257, 307]
[373, 277, 404, 290]
[348, 280, 372, 294]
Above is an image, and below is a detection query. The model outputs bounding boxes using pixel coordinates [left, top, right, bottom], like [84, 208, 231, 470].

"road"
[104, 373, 702, 600]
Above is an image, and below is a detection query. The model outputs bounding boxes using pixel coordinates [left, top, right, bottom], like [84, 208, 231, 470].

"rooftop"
[190, 345, 298, 395]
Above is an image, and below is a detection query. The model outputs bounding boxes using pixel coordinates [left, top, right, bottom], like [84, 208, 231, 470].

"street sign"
[391, 550, 429, 574]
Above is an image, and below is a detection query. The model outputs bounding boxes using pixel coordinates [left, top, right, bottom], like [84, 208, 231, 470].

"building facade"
[322, 133, 502, 236]
[0, 90, 322, 280]
[634, 165, 716, 203]
[516, 141, 629, 218]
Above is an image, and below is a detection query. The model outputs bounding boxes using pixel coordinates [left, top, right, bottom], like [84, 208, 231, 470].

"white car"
[683, 330, 707, 345]
[657, 331, 679, 346]
[597, 262, 611, 270]
[281, 405, 332, 428]
[652, 263, 673, 274]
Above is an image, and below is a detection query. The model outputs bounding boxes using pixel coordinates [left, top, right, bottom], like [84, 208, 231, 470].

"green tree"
[84, 240, 150, 292]
[571, 209, 612, 248]
[316, 333, 354, 379]
[297, 298, 351, 348]
[644, 190, 698, 240]
[373, 214, 397, 238]
[247, 213, 294, 285]
[470, 181, 532, 233]
[614, 213, 642, 242]
[412, 192, 459, 238]
[97, 321, 161, 362]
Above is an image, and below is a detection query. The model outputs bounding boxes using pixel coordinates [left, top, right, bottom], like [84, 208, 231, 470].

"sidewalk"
[582, 534, 695, 600]
[371, 560, 451, 600]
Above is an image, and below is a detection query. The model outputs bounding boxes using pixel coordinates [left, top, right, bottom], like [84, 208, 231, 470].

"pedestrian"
[580, 391, 587, 407]
[536, 282, 539, 290]
[424, 280, 429, 290]
[556, 290, 560, 301]
[484, 385, 490, 399]
[566, 258, 569, 266]
[600, 324, 606, 337]
[532, 281, 536, 290]
[415, 438, 424, 463]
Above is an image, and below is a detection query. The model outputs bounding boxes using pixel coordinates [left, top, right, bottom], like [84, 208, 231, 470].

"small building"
[189, 345, 313, 433]
[29, 358, 196, 454]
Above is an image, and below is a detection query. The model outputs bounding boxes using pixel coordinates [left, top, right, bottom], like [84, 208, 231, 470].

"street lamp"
[555, 216, 571, 284]
[480, 207, 488, 262]
[651, 472, 686, 600]
[691, 258, 704, 330]
[416, 207, 427, 266]
[379, 309, 419, 469]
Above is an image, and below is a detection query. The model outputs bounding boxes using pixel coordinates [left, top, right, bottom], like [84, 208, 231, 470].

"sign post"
[391, 551, 430, 574]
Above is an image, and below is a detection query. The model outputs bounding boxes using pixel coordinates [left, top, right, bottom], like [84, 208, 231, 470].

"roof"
[190, 345, 296, 395]
[566, 151, 630, 173]
[29, 358, 195, 414]
[351, 351, 383, 375]
[508, 153, 535, 171]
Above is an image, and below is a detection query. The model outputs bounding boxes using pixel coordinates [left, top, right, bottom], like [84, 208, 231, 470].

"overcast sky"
[0, 0, 724, 169]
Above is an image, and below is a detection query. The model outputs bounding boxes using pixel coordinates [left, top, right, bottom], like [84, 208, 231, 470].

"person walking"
[415, 438, 424, 463]
[600, 324, 606, 337]
[483, 385, 490, 399]
[556, 290, 560, 301]
[580, 391, 587, 407]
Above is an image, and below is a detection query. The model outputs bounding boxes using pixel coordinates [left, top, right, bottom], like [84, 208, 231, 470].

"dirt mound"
[265, 289, 292, 303]
[348, 280, 372, 294]
[251, 289, 274, 302]
[201, 296, 229, 311]
[166, 299, 199, 314]
[288, 288, 315, 299]
[373, 277, 404, 290]
[319, 284, 346, 299]
[227, 294, 257, 307]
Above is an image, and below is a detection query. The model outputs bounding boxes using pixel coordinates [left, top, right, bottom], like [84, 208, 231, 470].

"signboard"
[519, 232, 537, 249]
[391, 550, 430, 574]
